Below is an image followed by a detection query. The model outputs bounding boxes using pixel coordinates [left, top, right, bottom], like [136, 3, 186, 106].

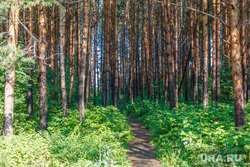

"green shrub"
[124, 101, 250, 167]
[0, 106, 133, 167]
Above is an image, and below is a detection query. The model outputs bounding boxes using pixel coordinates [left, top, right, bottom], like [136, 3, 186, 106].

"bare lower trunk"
[148, 0, 153, 101]
[241, 0, 248, 101]
[59, 0, 67, 117]
[3, 2, 19, 137]
[165, 2, 175, 110]
[203, 0, 209, 108]
[174, 0, 179, 107]
[79, 0, 89, 121]
[216, 0, 221, 103]
[212, 0, 216, 103]
[194, 1, 199, 104]
[229, 0, 246, 130]
[113, 0, 119, 108]
[68, 6, 75, 109]
[38, 1, 48, 131]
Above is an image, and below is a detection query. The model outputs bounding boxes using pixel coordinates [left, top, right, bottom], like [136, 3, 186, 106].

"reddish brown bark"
[241, 0, 248, 101]
[203, 0, 209, 107]
[38, 0, 48, 130]
[68, 5, 74, 108]
[194, 1, 199, 104]
[165, 2, 175, 110]
[216, 0, 221, 103]
[212, 0, 216, 103]
[229, 0, 246, 130]
[174, 0, 179, 107]
[147, 0, 152, 101]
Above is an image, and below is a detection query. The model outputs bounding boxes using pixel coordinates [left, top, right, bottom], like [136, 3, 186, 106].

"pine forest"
[0, 0, 249, 166]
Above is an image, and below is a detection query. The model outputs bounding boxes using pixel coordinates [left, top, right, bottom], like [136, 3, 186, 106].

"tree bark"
[113, 0, 119, 107]
[194, 1, 199, 104]
[38, 1, 48, 131]
[174, 0, 179, 107]
[185, 5, 190, 102]
[229, 0, 246, 130]
[212, 0, 216, 103]
[51, 6, 58, 102]
[240, 0, 248, 101]
[68, 5, 75, 109]
[143, 0, 150, 102]
[165, 1, 175, 110]
[154, 6, 160, 103]
[85, 14, 92, 108]
[216, 0, 221, 103]
[203, 0, 209, 107]
[147, 0, 153, 101]
[3, 1, 19, 137]
[79, 0, 89, 120]
[59, 0, 67, 117]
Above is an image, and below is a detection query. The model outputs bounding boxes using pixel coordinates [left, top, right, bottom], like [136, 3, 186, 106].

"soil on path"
[127, 118, 161, 167]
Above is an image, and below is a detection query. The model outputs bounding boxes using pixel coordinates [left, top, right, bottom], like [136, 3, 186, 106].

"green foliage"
[124, 101, 250, 167]
[220, 61, 234, 102]
[0, 107, 133, 166]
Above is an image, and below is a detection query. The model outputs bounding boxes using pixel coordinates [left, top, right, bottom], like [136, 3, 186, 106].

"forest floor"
[127, 118, 161, 167]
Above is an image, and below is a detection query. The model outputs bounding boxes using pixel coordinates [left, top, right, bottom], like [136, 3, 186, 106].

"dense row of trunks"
[1, 0, 249, 136]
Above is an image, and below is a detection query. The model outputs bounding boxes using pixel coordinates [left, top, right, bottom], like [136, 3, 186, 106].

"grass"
[123, 100, 250, 167]
[0, 105, 134, 167]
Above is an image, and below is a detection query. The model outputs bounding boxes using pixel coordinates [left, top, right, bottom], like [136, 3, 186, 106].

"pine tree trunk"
[161, 5, 166, 101]
[194, 1, 199, 104]
[216, 0, 221, 103]
[147, 0, 152, 101]
[120, 14, 125, 102]
[85, 16, 92, 108]
[3, 2, 19, 137]
[185, 5, 190, 102]
[114, 0, 119, 107]
[78, 4, 81, 78]
[229, 0, 246, 130]
[203, 0, 209, 107]
[190, 0, 195, 104]
[154, 8, 160, 103]
[93, 0, 98, 105]
[38, 1, 48, 130]
[140, 0, 145, 101]
[79, 0, 89, 120]
[68, 5, 75, 109]
[143, 0, 150, 101]
[103, 0, 110, 106]
[128, 0, 134, 103]
[241, 0, 248, 101]
[162, 3, 168, 105]
[59, 0, 67, 117]
[212, 0, 216, 103]
[174, 0, 179, 107]
[51, 6, 58, 102]
[165, 1, 175, 110]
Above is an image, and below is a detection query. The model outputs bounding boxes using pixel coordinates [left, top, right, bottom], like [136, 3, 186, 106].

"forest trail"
[127, 118, 161, 167]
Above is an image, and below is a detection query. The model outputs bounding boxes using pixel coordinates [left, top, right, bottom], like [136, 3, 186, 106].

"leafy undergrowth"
[124, 100, 250, 167]
[0, 106, 133, 167]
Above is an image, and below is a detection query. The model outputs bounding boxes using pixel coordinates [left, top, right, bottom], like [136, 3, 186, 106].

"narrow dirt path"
[127, 118, 161, 167]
